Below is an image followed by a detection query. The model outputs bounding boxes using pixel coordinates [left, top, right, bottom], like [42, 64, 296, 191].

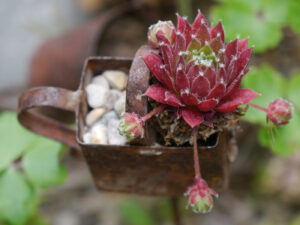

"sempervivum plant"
[119, 11, 293, 213]
[143, 12, 259, 127]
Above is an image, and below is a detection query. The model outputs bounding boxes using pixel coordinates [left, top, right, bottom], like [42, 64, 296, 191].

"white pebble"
[105, 89, 122, 110]
[114, 92, 126, 117]
[83, 132, 92, 144]
[92, 75, 110, 90]
[85, 108, 106, 126]
[103, 70, 127, 90]
[98, 111, 118, 125]
[91, 124, 108, 145]
[107, 119, 126, 145]
[86, 83, 110, 108]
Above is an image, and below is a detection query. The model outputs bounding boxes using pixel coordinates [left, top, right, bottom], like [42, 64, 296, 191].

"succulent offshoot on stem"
[248, 98, 293, 126]
[119, 105, 166, 141]
[184, 126, 218, 214]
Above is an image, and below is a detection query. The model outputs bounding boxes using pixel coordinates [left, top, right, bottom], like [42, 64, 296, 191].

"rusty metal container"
[18, 45, 230, 196]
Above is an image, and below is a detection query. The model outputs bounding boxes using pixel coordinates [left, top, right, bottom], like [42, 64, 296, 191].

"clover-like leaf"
[210, 0, 289, 53]
[23, 138, 67, 188]
[242, 65, 286, 124]
[287, 0, 300, 36]
[0, 169, 35, 225]
[0, 112, 37, 171]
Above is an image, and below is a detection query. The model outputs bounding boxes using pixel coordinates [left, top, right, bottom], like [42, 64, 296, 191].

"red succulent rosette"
[143, 11, 260, 128]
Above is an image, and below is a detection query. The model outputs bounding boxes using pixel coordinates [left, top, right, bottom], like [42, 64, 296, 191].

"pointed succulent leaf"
[176, 68, 190, 92]
[225, 39, 238, 67]
[161, 67, 176, 91]
[196, 23, 211, 46]
[164, 91, 185, 107]
[142, 53, 165, 83]
[204, 67, 217, 87]
[210, 36, 224, 52]
[156, 30, 174, 72]
[181, 92, 199, 105]
[176, 14, 187, 34]
[215, 88, 260, 112]
[182, 108, 204, 127]
[207, 83, 226, 99]
[187, 63, 201, 83]
[197, 99, 218, 112]
[224, 70, 248, 99]
[227, 59, 238, 84]
[191, 75, 210, 98]
[237, 38, 249, 52]
[236, 48, 252, 75]
[174, 32, 186, 57]
[217, 66, 226, 83]
[144, 84, 169, 104]
[192, 10, 208, 32]
[210, 21, 224, 42]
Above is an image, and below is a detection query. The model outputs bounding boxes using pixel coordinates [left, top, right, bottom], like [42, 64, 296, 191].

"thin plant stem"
[193, 126, 201, 178]
[142, 105, 166, 121]
[247, 102, 268, 112]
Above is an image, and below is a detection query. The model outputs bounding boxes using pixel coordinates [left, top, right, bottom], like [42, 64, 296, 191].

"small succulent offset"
[184, 176, 218, 213]
[119, 11, 293, 213]
[119, 113, 145, 141]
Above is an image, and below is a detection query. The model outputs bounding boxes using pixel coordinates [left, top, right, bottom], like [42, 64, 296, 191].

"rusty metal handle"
[18, 87, 82, 150]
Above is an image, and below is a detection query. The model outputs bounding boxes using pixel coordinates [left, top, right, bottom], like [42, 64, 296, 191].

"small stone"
[92, 75, 110, 90]
[91, 124, 108, 144]
[105, 89, 122, 110]
[83, 132, 92, 144]
[114, 92, 126, 117]
[98, 111, 118, 125]
[103, 70, 127, 90]
[86, 83, 109, 108]
[86, 108, 106, 126]
[107, 119, 126, 145]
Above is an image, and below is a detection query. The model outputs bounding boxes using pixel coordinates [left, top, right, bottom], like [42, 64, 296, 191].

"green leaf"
[118, 201, 156, 225]
[242, 65, 286, 124]
[210, 0, 288, 53]
[258, 111, 300, 155]
[287, 0, 300, 36]
[0, 112, 37, 172]
[0, 169, 35, 225]
[287, 72, 300, 109]
[23, 139, 67, 188]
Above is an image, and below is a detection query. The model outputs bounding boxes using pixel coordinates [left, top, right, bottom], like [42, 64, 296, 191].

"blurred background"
[0, 0, 300, 224]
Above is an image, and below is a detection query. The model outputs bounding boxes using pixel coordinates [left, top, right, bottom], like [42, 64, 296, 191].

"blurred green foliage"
[287, 0, 300, 36]
[0, 112, 67, 225]
[118, 198, 187, 225]
[210, 0, 300, 53]
[242, 66, 300, 155]
[118, 201, 156, 225]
